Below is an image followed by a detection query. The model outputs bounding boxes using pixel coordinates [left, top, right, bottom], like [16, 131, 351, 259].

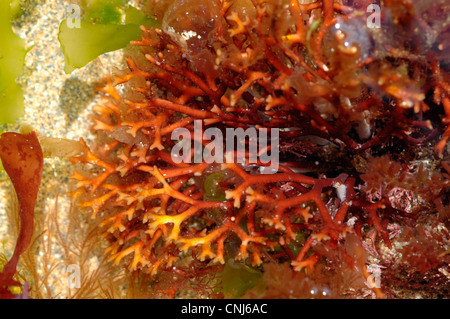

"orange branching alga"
[71, 0, 450, 298]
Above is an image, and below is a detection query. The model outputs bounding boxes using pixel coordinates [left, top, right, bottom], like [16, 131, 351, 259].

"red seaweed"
[0, 131, 43, 299]
[70, 0, 450, 298]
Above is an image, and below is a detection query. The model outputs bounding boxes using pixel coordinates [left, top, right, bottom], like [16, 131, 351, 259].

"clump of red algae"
[70, 0, 450, 298]
[244, 233, 383, 299]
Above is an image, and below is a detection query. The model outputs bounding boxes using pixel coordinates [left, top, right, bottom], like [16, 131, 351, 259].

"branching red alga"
[71, 0, 450, 298]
